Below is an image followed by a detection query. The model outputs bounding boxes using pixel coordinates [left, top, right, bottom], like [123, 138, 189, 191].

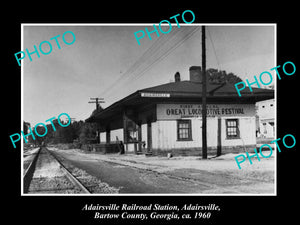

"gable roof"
[141, 80, 273, 96]
[141, 80, 220, 93]
[86, 80, 274, 122]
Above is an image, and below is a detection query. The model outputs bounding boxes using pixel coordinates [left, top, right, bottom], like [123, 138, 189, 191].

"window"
[263, 122, 267, 134]
[177, 120, 192, 141]
[226, 119, 239, 139]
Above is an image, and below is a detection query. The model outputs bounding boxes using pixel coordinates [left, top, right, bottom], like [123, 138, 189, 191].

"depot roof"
[86, 80, 274, 122]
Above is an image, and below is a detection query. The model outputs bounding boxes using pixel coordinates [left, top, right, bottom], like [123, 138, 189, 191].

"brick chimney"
[189, 66, 202, 82]
[174, 72, 181, 82]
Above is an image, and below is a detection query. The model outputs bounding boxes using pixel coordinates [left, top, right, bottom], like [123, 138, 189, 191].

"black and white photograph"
[21, 24, 276, 195]
[5, 5, 298, 224]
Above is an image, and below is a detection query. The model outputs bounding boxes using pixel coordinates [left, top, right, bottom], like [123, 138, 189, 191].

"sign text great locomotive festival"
[157, 104, 254, 120]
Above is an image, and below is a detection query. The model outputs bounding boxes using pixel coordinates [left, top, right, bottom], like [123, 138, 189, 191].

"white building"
[86, 66, 274, 156]
[256, 99, 275, 138]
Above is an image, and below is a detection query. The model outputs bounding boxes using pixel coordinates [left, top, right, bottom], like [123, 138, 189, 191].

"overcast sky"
[22, 24, 275, 126]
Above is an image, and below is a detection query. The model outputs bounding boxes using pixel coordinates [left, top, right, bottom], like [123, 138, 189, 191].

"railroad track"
[23, 147, 90, 194]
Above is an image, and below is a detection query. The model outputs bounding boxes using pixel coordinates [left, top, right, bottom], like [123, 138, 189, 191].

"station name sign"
[157, 103, 255, 120]
[141, 92, 170, 98]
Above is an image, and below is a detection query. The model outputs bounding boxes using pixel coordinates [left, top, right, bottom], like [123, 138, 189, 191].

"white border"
[21, 23, 277, 196]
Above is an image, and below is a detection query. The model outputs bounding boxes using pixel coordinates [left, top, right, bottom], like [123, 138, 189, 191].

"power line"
[101, 29, 185, 97]
[127, 26, 201, 85]
[66, 27, 201, 123]
[99, 27, 183, 97]
[100, 27, 191, 97]
[102, 26, 200, 97]
[207, 27, 222, 71]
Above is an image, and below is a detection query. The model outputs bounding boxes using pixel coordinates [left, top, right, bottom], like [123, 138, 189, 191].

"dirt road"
[49, 148, 275, 194]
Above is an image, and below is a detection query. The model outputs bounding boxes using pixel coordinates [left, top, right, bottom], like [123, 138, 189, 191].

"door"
[106, 127, 110, 143]
[137, 122, 142, 152]
[147, 121, 152, 152]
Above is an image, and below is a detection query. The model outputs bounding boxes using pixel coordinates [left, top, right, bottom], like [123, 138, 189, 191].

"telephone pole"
[88, 97, 105, 110]
[202, 26, 207, 159]
[88, 98, 104, 144]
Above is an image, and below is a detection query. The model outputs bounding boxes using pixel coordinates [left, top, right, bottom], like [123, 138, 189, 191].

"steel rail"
[23, 147, 90, 194]
[23, 148, 41, 193]
[45, 148, 90, 194]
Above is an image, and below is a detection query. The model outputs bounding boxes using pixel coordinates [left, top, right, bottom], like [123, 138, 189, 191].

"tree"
[25, 119, 93, 145]
[206, 68, 243, 84]
[32, 125, 47, 146]
[71, 120, 84, 140]
[91, 106, 104, 117]
[23, 121, 30, 136]
[79, 122, 98, 144]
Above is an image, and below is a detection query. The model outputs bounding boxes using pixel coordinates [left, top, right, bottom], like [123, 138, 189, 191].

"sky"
[22, 24, 275, 126]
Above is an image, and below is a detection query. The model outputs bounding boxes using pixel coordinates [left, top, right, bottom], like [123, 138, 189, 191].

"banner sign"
[157, 103, 255, 120]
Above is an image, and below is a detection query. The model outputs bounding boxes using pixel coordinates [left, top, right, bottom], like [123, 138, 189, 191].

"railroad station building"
[86, 66, 274, 156]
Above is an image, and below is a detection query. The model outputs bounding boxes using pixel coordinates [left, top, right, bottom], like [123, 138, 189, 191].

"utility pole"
[202, 26, 207, 159]
[88, 98, 105, 144]
[88, 97, 105, 110]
